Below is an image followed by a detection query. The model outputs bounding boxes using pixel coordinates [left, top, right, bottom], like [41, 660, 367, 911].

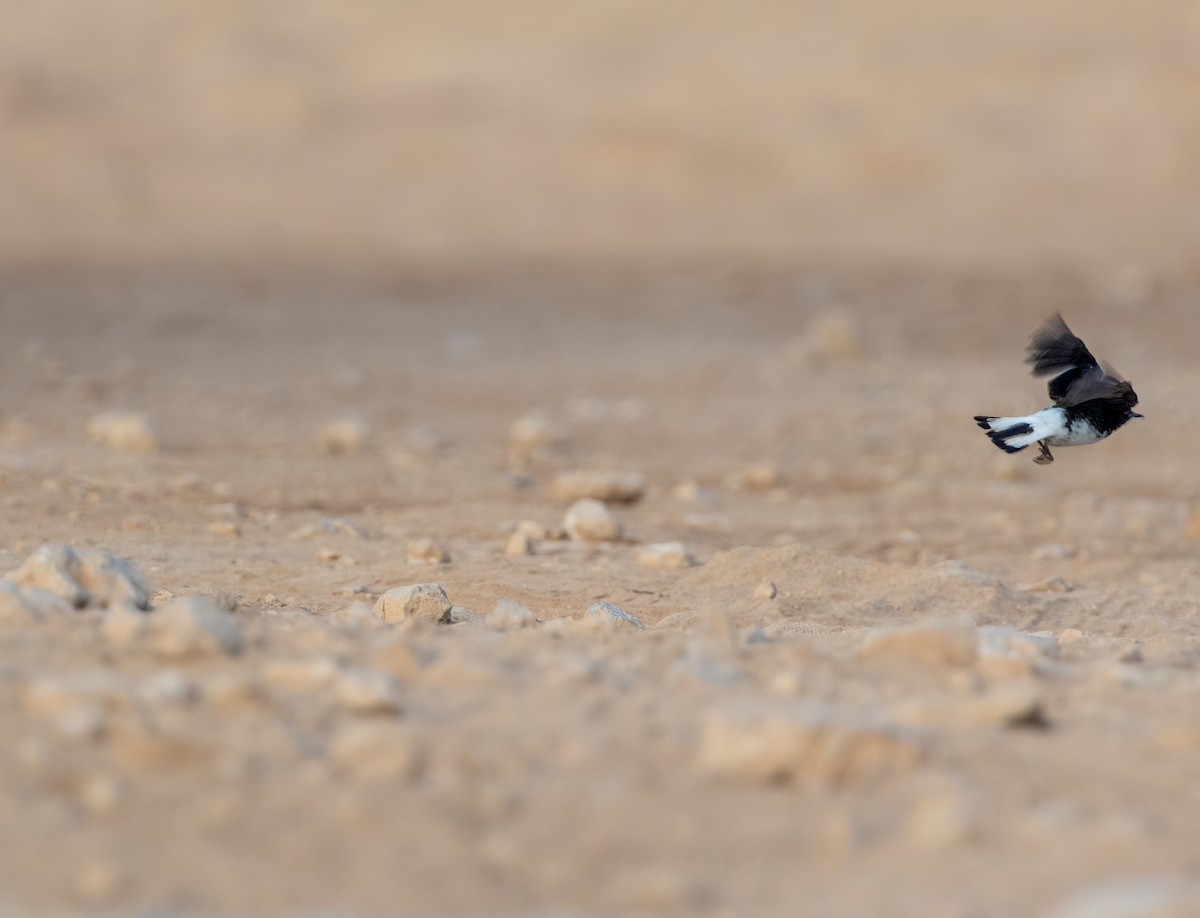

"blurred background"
[3, 0, 1200, 273]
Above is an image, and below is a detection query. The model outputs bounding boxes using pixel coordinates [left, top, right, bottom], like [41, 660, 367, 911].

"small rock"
[315, 547, 341, 562]
[696, 703, 923, 785]
[504, 531, 534, 557]
[6, 543, 150, 610]
[1017, 576, 1074, 593]
[372, 583, 453, 624]
[446, 605, 482, 625]
[86, 410, 159, 453]
[407, 538, 450, 564]
[551, 470, 647, 504]
[336, 668, 402, 715]
[150, 596, 242, 658]
[636, 542, 696, 570]
[753, 580, 778, 600]
[584, 601, 645, 631]
[724, 462, 782, 493]
[487, 599, 538, 629]
[563, 499, 622, 542]
[859, 617, 979, 668]
[320, 417, 369, 455]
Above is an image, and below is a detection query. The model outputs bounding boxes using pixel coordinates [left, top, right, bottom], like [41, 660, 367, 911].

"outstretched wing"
[1025, 313, 1130, 407]
[1026, 313, 1098, 378]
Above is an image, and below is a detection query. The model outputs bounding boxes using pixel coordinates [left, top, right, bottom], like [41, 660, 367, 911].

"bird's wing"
[1052, 365, 1137, 408]
[1025, 313, 1099, 378]
[1025, 313, 1127, 406]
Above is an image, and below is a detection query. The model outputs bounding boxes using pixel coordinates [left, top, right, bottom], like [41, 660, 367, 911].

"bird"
[974, 313, 1141, 465]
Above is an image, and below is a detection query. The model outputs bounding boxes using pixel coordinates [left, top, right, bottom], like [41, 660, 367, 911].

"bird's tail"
[973, 414, 1047, 453]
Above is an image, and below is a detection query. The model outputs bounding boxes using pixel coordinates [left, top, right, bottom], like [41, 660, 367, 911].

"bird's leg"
[1033, 441, 1054, 465]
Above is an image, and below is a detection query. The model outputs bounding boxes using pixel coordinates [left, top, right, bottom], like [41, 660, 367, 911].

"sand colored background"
[2, 4, 1200, 916]
[3, 1, 1200, 268]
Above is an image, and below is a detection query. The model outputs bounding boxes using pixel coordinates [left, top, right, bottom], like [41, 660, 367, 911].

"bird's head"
[1120, 383, 1141, 418]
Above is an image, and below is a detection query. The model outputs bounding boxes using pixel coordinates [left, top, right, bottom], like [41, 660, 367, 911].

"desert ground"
[3, 4, 1200, 917]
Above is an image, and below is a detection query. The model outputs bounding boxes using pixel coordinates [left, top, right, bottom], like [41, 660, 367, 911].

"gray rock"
[6, 544, 150, 610]
[584, 601, 645, 631]
[372, 583, 453, 624]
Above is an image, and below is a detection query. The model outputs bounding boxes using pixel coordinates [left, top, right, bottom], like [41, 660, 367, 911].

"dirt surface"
[2, 264, 1198, 917]
[4, 4, 1200, 917]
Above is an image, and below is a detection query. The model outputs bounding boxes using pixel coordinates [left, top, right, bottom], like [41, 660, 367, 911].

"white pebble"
[563, 499, 622, 542]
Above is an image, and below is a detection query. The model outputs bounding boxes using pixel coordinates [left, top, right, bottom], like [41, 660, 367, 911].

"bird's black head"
[1122, 383, 1142, 418]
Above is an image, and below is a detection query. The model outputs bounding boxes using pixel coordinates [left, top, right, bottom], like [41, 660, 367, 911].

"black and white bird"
[974, 313, 1142, 464]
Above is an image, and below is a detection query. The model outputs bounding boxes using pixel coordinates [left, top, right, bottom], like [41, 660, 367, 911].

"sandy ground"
[2, 264, 1199, 918]
[4, 4, 1200, 916]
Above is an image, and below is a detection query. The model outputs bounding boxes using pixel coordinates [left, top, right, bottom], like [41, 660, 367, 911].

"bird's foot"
[1033, 441, 1054, 465]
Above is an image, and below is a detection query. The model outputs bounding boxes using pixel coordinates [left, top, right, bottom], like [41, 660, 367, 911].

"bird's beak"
[1131, 412, 1144, 418]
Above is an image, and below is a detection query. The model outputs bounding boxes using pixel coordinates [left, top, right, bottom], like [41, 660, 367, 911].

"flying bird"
[974, 313, 1141, 464]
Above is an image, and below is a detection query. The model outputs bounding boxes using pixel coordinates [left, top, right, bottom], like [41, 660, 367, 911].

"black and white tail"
[974, 414, 1047, 453]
